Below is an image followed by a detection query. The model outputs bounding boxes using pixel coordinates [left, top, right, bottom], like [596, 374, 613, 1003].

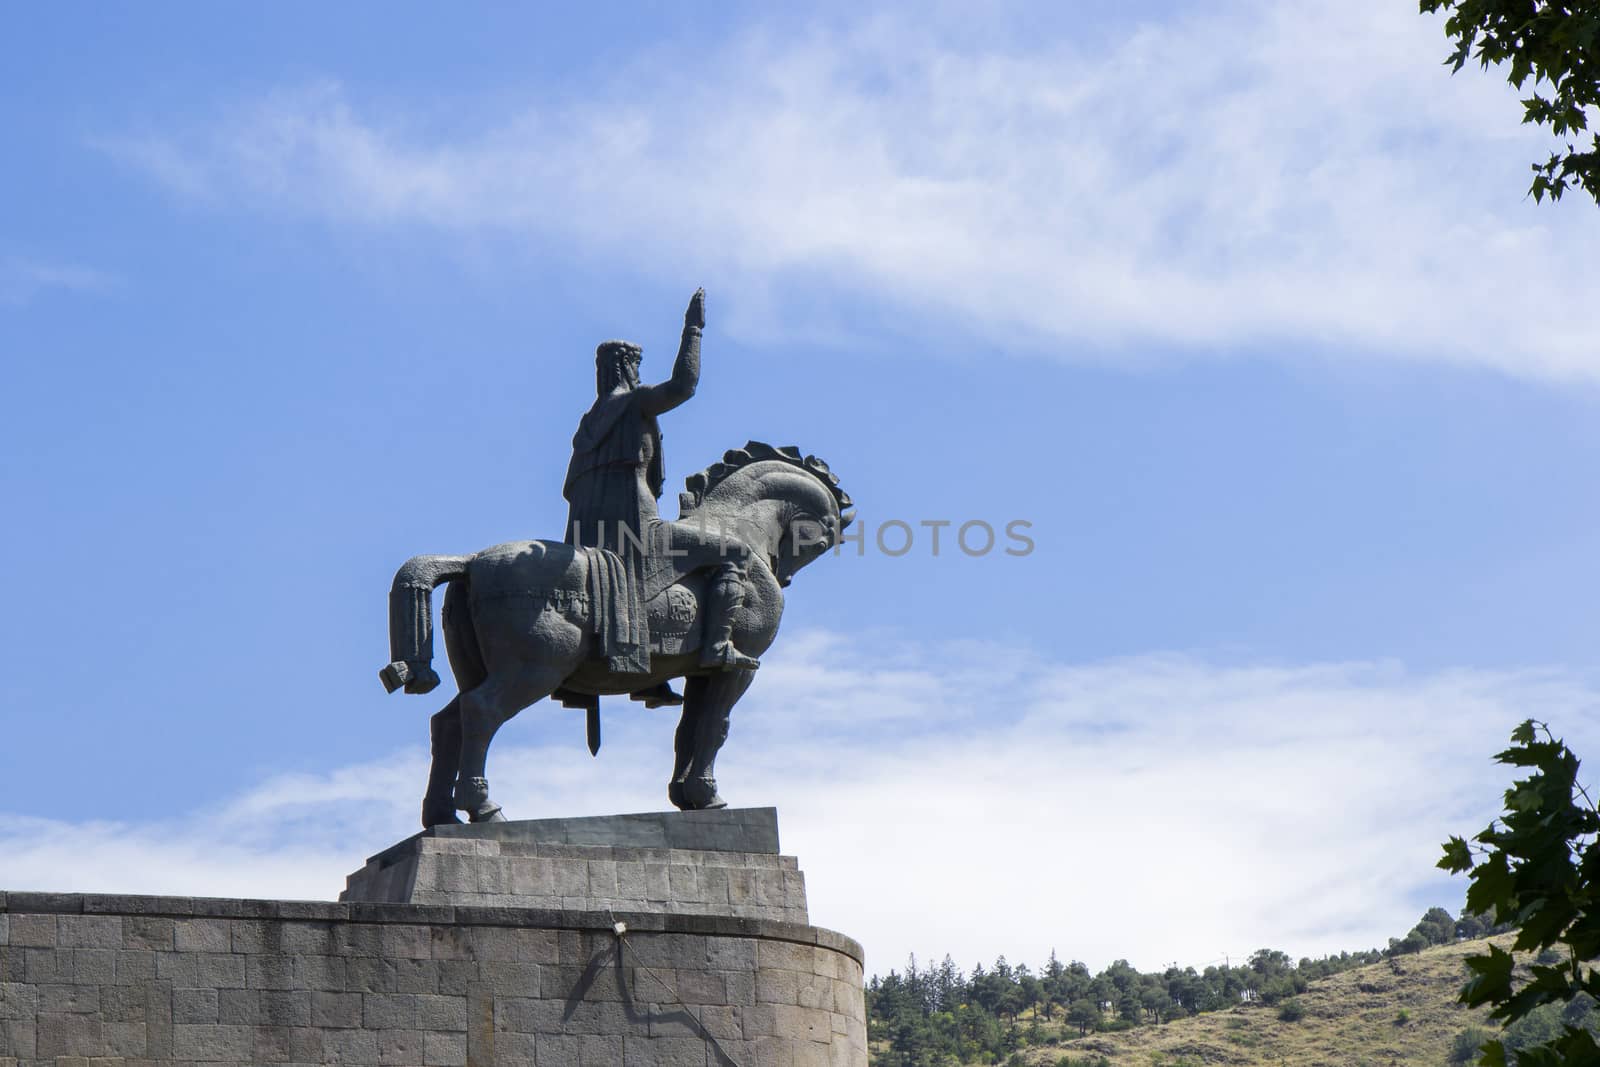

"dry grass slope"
[1028, 937, 1510, 1067]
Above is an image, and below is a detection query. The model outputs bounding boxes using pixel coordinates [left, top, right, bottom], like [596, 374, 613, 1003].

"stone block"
[22, 948, 68, 984]
[281, 920, 336, 956]
[246, 954, 297, 990]
[434, 959, 478, 996]
[260, 989, 312, 1026]
[797, 974, 833, 1010]
[195, 951, 246, 989]
[671, 967, 727, 1006]
[492, 1029, 538, 1062]
[774, 1002, 831, 1044]
[70, 948, 115, 983]
[171, 987, 218, 1024]
[310, 991, 363, 1029]
[36, 1013, 103, 1057]
[557, 998, 646, 1037]
[217, 987, 256, 1025]
[252, 1022, 293, 1063]
[172, 919, 230, 955]
[380, 924, 431, 960]
[624, 1033, 720, 1066]
[7, 917, 53, 949]
[644, 863, 672, 901]
[36, 983, 98, 1014]
[378, 1027, 425, 1065]
[55, 916, 122, 949]
[667, 865, 698, 901]
[322, 1024, 380, 1064]
[758, 939, 816, 974]
[414, 992, 467, 1032]
[757, 963, 801, 1005]
[169, 1023, 252, 1062]
[122, 916, 174, 951]
[292, 952, 346, 989]
[549, 859, 589, 897]
[363, 992, 418, 1030]
[0, 1018, 36, 1058]
[705, 936, 755, 971]
[112, 949, 156, 985]
[96, 985, 144, 1023]
[423, 1029, 465, 1065]
[104, 1019, 147, 1056]
[751, 1034, 798, 1066]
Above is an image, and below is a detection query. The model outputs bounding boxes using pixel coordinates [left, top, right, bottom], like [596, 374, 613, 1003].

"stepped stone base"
[0, 809, 867, 1065]
[341, 807, 808, 925]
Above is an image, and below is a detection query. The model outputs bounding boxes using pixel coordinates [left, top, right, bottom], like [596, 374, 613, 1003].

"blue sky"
[3, 2, 1599, 975]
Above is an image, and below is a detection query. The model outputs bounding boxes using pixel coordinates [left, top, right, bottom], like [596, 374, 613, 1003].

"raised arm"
[637, 288, 704, 416]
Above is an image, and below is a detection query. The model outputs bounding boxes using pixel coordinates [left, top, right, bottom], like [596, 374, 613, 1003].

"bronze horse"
[380, 443, 853, 827]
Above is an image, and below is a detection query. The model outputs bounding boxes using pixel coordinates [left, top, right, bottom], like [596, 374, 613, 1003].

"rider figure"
[562, 289, 761, 701]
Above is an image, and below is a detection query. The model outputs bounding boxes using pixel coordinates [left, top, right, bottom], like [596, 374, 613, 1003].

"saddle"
[551, 550, 707, 718]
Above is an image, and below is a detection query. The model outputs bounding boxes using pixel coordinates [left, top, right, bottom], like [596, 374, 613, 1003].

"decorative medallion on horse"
[377, 290, 854, 828]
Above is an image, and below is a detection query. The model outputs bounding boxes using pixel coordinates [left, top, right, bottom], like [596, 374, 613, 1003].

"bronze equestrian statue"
[379, 289, 853, 827]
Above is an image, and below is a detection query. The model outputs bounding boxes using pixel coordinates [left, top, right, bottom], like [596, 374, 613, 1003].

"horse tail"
[379, 554, 473, 695]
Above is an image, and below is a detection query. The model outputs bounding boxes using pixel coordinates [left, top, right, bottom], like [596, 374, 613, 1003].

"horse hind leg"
[422, 700, 464, 828]
[454, 663, 572, 822]
[418, 580, 484, 828]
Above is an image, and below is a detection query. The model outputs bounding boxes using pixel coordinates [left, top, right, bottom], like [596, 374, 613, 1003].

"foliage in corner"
[1439, 720, 1600, 1065]
[1419, 0, 1600, 205]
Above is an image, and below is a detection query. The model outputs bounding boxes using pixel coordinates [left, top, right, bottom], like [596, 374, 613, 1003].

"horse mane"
[679, 441, 855, 528]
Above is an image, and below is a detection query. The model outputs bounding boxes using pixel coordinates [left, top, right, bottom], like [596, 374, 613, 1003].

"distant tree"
[1419, 0, 1600, 204]
[1415, 906, 1459, 946]
[1042, 949, 1066, 1021]
[1020, 971, 1045, 1021]
[933, 954, 963, 1014]
[1439, 720, 1600, 1065]
[1067, 999, 1100, 1037]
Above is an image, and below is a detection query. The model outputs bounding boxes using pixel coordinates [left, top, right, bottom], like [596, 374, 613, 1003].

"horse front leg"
[670, 671, 754, 810]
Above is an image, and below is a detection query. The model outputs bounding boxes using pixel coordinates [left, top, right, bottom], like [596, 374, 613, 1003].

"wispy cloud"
[0, 257, 114, 305]
[95, 2, 1600, 380]
[5, 631, 1595, 976]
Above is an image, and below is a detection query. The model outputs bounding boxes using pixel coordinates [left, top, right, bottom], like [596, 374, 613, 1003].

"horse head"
[677, 442, 855, 588]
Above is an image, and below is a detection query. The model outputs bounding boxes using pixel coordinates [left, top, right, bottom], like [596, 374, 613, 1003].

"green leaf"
[1460, 944, 1516, 1009]
[1441, 836, 1476, 872]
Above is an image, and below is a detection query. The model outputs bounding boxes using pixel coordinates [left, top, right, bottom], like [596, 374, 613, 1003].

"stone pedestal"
[341, 807, 808, 924]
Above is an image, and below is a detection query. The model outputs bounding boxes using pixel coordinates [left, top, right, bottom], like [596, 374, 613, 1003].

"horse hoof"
[422, 802, 463, 828]
[468, 805, 505, 823]
[681, 777, 727, 810]
[667, 780, 688, 810]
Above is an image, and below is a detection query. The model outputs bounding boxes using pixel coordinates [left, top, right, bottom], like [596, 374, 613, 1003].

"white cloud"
[4, 631, 1596, 977]
[96, 2, 1600, 380]
[0, 258, 113, 305]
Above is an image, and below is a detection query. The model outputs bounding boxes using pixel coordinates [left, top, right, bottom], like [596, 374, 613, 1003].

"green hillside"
[1026, 936, 1507, 1067]
[868, 932, 1600, 1065]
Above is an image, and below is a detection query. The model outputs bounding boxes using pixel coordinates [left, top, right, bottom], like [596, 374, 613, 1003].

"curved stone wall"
[0, 891, 866, 1066]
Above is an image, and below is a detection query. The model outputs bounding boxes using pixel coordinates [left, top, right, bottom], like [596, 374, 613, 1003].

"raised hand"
[685, 287, 706, 331]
